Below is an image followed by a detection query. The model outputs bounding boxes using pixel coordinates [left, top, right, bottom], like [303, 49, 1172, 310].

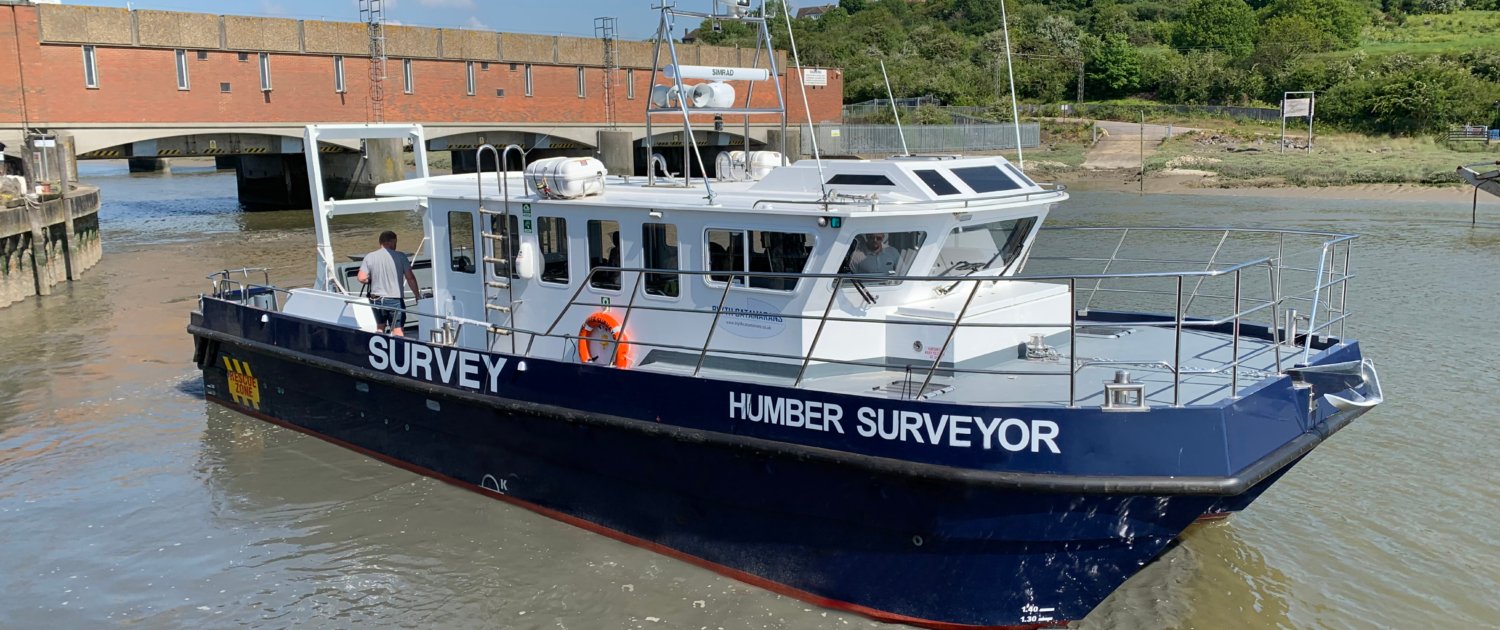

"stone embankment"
[0, 185, 102, 308]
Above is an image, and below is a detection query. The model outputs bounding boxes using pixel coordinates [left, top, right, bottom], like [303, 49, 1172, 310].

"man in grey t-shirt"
[849, 233, 904, 277]
[358, 231, 421, 336]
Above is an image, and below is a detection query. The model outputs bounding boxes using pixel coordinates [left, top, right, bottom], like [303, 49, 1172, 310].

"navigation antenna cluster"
[595, 17, 619, 130]
[646, 0, 793, 204]
[360, 0, 389, 124]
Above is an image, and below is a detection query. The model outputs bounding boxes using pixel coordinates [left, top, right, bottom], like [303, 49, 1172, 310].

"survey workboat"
[189, 2, 1382, 628]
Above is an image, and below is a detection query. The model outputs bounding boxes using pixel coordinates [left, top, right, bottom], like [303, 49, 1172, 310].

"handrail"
[214, 226, 1357, 409]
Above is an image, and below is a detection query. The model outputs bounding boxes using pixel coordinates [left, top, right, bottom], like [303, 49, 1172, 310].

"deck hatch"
[875, 379, 955, 400]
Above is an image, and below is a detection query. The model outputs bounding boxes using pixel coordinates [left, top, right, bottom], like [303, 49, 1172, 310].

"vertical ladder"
[475, 144, 525, 353]
[360, 0, 388, 124]
[595, 17, 619, 130]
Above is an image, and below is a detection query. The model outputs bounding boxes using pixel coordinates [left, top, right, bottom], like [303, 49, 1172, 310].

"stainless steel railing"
[208, 227, 1358, 408]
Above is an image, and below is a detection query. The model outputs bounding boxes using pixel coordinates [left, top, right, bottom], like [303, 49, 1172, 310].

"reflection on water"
[0, 164, 1497, 628]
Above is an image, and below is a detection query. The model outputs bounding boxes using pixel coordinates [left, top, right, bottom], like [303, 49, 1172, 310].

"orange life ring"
[578, 311, 631, 368]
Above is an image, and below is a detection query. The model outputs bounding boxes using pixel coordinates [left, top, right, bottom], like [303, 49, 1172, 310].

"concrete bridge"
[0, 1, 843, 207]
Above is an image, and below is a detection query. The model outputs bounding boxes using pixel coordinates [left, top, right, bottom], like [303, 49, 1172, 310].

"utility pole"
[361, 0, 388, 124]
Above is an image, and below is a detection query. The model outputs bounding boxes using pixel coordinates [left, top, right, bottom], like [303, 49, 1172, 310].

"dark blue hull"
[189, 298, 1369, 628]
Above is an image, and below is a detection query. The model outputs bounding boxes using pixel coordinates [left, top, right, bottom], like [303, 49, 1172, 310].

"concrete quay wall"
[0, 185, 102, 309]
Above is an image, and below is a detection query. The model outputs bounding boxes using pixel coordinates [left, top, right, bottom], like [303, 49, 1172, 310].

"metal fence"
[802, 122, 1040, 156]
[843, 102, 1284, 124]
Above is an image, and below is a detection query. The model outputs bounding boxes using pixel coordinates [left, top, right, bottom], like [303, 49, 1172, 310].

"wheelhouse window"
[1003, 163, 1036, 187]
[536, 217, 569, 284]
[490, 214, 520, 278]
[929, 218, 1038, 277]
[448, 211, 476, 274]
[587, 219, 622, 290]
[82, 46, 98, 88]
[950, 165, 1021, 193]
[915, 169, 960, 196]
[839, 231, 927, 284]
[175, 49, 190, 90]
[707, 229, 814, 291]
[642, 223, 678, 297]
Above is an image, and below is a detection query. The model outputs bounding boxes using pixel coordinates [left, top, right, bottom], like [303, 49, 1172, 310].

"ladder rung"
[485, 280, 510, 290]
[485, 304, 511, 313]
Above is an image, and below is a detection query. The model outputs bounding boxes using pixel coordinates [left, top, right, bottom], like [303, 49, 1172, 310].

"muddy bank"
[1050, 168, 1500, 204]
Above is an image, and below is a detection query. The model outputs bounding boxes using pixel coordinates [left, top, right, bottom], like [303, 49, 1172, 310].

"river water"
[1, 162, 1496, 629]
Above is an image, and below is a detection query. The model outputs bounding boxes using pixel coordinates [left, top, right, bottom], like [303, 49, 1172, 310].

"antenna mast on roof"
[361, 0, 388, 124]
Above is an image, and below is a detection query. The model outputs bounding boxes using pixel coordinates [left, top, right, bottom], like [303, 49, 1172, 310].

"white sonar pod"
[663, 64, 770, 82]
[650, 84, 680, 108]
[689, 82, 737, 108]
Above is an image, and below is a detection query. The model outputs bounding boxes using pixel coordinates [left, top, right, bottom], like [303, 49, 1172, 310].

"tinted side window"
[588, 219, 622, 290]
[706, 229, 745, 284]
[748, 231, 813, 291]
[643, 223, 679, 297]
[951, 166, 1021, 193]
[489, 215, 519, 278]
[827, 174, 894, 186]
[839, 231, 927, 285]
[448, 211, 476, 274]
[915, 169, 960, 196]
[537, 217, 568, 284]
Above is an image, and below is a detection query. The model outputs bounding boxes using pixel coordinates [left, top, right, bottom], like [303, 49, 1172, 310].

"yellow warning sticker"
[222, 356, 262, 410]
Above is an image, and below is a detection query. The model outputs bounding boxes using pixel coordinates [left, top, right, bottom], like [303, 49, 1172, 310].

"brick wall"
[1, 4, 842, 128]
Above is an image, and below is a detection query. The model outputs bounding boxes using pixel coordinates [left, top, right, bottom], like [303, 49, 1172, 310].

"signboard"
[1282, 97, 1314, 118]
[1281, 91, 1316, 153]
[803, 68, 828, 87]
[34, 138, 56, 148]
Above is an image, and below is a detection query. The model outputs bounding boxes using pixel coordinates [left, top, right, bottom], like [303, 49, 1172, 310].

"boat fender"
[578, 311, 631, 368]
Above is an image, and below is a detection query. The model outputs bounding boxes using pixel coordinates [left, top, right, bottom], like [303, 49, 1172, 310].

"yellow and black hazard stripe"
[221, 356, 262, 410]
[156, 148, 183, 156]
[80, 148, 125, 158]
[241, 147, 269, 154]
[318, 145, 348, 153]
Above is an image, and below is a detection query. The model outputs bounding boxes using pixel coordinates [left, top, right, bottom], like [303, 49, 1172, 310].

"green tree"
[840, 0, 869, 14]
[1259, 0, 1369, 49]
[1173, 0, 1258, 59]
[1088, 33, 1142, 96]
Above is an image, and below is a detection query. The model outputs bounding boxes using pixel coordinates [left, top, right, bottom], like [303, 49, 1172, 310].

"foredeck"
[643, 323, 1288, 408]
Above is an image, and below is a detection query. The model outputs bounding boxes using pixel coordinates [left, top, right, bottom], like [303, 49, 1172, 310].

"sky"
[61, 0, 803, 41]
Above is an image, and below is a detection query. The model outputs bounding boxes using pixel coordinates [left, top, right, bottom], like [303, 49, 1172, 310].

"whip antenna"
[777, 0, 828, 200]
[879, 58, 909, 157]
[1000, 0, 1023, 169]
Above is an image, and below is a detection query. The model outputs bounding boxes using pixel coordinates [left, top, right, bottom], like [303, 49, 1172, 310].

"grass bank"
[1146, 129, 1498, 187]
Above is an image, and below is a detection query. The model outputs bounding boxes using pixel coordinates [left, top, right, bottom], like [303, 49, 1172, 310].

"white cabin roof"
[375, 155, 1063, 217]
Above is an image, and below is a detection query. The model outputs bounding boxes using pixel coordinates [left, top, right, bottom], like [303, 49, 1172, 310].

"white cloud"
[259, 0, 287, 15]
[464, 15, 489, 30]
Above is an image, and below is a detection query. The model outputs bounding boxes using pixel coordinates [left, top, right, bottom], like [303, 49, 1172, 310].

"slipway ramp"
[1458, 161, 1500, 198]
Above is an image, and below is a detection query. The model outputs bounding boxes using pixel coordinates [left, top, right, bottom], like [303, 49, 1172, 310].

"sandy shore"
[1050, 169, 1500, 204]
